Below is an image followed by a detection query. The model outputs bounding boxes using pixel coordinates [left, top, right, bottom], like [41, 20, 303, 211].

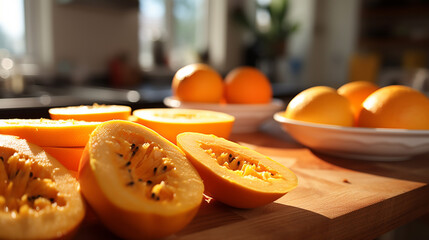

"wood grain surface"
[75, 124, 429, 240]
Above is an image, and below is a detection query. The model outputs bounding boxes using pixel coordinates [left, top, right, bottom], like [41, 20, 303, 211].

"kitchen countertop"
[75, 122, 429, 240]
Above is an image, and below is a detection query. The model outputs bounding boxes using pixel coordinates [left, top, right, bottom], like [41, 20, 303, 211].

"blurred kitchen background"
[1, 0, 429, 117]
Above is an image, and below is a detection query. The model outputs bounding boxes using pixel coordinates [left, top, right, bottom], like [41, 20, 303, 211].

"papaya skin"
[177, 132, 298, 209]
[78, 120, 204, 239]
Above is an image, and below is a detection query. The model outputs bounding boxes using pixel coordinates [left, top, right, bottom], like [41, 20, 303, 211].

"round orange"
[284, 86, 354, 127]
[337, 81, 379, 118]
[357, 85, 429, 129]
[224, 66, 272, 104]
[172, 63, 224, 103]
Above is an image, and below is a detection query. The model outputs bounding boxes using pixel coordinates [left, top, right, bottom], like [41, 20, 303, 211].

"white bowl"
[274, 112, 429, 161]
[164, 97, 285, 133]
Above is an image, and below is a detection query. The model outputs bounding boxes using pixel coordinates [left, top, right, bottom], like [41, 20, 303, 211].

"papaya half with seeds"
[176, 132, 298, 209]
[0, 134, 85, 239]
[78, 120, 204, 239]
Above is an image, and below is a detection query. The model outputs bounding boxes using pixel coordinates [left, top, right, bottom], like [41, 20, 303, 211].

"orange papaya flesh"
[132, 108, 234, 144]
[49, 104, 132, 122]
[0, 119, 100, 147]
[42, 147, 84, 173]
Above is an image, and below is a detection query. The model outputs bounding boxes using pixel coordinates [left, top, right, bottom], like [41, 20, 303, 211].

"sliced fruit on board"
[79, 120, 204, 239]
[0, 134, 85, 239]
[0, 119, 100, 147]
[133, 108, 234, 144]
[49, 104, 132, 122]
[176, 132, 298, 209]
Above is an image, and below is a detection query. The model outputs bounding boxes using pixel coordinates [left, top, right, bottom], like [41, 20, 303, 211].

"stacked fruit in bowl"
[164, 63, 285, 133]
[274, 81, 429, 160]
[277, 81, 429, 129]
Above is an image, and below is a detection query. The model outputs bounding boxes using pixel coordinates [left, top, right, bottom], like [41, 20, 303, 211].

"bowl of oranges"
[164, 64, 285, 133]
[274, 81, 429, 161]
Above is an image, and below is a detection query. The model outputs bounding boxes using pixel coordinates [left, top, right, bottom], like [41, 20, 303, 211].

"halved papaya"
[176, 132, 298, 208]
[0, 119, 100, 147]
[49, 103, 132, 122]
[0, 134, 85, 239]
[42, 147, 84, 175]
[79, 120, 204, 239]
[133, 108, 234, 144]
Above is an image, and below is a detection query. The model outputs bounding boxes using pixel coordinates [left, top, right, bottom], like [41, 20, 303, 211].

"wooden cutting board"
[75, 131, 429, 240]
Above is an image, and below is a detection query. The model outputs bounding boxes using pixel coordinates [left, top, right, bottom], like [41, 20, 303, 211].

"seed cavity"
[201, 144, 281, 181]
[0, 152, 65, 216]
[27, 195, 42, 202]
[131, 146, 139, 157]
[109, 137, 177, 202]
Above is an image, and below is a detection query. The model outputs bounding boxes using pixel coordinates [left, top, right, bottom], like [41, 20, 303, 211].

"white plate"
[273, 112, 429, 161]
[164, 97, 285, 133]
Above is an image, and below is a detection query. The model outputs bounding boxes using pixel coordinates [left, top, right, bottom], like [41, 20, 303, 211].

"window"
[0, 0, 26, 56]
[139, 0, 209, 71]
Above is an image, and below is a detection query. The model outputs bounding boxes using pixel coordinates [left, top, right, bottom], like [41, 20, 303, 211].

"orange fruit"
[337, 81, 379, 118]
[42, 146, 84, 174]
[284, 86, 354, 127]
[78, 120, 203, 239]
[0, 119, 100, 147]
[172, 63, 224, 103]
[224, 66, 272, 104]
[49, 104, 131, 122]
[357, 85, 429, 129]
[177, 132, 297, 209]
